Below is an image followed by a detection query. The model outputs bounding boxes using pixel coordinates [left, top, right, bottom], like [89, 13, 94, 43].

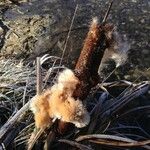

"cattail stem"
[55, 0, 114, 137]
[74, 18, 107, 100]
[58, 18, 109, 135]
[102, 0, 114, 24]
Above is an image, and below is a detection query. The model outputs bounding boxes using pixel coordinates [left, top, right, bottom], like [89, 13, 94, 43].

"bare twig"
[89, 139, 150, 148]
[59, 139, 93, 150]
[22, 77, 29, 105]
[76, 134, 150, 149]
[102, 0, 114, 24]
[28, 128, 46, 150]
[36, 57, 42, 95]
[59, 4, 79, 66]
[76, 134, 136, 142]
[27, 57, 45, 150]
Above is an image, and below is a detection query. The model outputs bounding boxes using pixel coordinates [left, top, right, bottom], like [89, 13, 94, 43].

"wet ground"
[0, 0, 149, 80]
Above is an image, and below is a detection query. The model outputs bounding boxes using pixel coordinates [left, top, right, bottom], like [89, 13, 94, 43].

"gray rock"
[0, 0, 149, 68]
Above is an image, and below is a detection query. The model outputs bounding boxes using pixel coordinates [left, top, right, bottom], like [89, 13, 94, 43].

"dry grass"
[0, 55, 150, 150]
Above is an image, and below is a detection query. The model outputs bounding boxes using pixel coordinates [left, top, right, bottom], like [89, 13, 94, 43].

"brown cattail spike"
[74, 18, 107, 99]
[75, 17, 101, 76]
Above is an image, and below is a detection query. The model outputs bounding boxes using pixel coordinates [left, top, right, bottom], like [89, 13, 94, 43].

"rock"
[0, 0, 149, 68]
[0, 15, 50, 57]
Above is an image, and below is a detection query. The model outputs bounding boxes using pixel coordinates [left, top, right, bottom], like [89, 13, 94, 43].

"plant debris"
[0, 1, 150, 150]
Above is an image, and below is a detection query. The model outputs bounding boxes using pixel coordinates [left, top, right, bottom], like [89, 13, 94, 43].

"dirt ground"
[0, 0, 149, 79]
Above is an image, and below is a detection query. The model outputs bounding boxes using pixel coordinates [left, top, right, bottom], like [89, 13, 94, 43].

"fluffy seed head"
[30, 69, 90, 129]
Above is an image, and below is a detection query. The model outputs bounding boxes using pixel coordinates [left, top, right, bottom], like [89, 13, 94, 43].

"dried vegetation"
[0, 1, 150, 150]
